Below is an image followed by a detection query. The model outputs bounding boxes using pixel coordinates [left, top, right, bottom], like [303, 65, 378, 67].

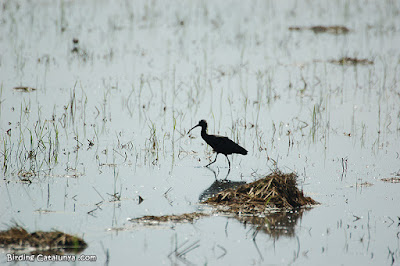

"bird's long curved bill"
[187, 124, 200, 135]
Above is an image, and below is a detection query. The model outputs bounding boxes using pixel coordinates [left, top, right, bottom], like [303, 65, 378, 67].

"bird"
[187, 120, 247, 168]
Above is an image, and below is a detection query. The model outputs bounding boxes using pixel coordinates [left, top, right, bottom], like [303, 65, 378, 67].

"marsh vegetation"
[0, 0, 399, 265]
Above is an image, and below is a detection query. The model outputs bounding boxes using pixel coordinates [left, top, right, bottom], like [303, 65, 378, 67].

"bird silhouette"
[187, 120, 247, 168]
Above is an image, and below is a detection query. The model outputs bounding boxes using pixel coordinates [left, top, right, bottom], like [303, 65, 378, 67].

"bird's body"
[201, 130, 247, 156]
[188, 120, 247, 168]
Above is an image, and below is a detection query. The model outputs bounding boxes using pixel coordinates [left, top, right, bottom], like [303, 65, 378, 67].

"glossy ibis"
[187, 120, 247, 168]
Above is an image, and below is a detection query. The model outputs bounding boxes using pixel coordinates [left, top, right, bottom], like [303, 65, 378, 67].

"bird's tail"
[237, 146, 248, 155]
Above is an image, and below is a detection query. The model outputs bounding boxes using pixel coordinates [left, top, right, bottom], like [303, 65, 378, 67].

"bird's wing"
[207, 135, 236, 153]
[205, 134, 226, 151]
[216, 135, 248, 155]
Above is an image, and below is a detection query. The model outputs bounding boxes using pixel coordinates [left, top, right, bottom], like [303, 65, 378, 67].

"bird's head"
[198, 120, 207, 128]
[187, 120, 207, 134]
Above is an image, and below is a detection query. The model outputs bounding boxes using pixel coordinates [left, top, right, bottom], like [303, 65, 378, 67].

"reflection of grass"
[2, 135, 10, 174]
[311, 105, 317, 142]
[0, 84, 2, 117]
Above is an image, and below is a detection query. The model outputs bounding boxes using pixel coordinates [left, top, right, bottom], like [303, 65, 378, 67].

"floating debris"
[381, 177, 400, 183]
[358, 182, 373, 187]
[35, 209, 57, 214]
[17, 169, 35, 178]
[128, 212, 208, 226]
[329, 57, 373, 66]
[70, 38, 90, 62]
[289, 25, 350, 35]
[310, 25, 350, 34]
[202, 171, 318, 214]
[0, 226, 87, 253]
[138, 195, 144, 204]
[13, 87, 37, 92]
[71, 38, 79, 53]
[87, 139, 94, 149]
[350, 181, 374, 188]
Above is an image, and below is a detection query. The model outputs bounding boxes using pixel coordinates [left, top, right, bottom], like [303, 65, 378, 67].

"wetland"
[1, 0, 400, 265]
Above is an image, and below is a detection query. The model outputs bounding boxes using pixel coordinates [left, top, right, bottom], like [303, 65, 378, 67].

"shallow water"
[1, 0, 400, 265]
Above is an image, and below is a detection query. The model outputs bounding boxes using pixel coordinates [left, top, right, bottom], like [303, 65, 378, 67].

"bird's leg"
[225, 155, 231, 169]
[206, 153, 218, 167]
[224, 167, 231, 180]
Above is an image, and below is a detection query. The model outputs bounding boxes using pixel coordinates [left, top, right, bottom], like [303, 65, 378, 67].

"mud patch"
[289, 25, 350, 34]
[381, 177, 400, 183]
[358, 182, 373, 187]
[0, 226, 87, 253]
[329, 57, 373, 66]
[202, 172, 318, 214]
[350, 181, 374, 188]
[128, 212, 208, 226]
[13, 86, 37, 92]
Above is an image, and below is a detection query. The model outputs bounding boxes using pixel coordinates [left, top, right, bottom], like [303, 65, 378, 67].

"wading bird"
[187, 120, 247, 168]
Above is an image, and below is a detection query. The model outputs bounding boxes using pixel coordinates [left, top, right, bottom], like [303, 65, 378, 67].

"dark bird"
[187, 120, 248, 168]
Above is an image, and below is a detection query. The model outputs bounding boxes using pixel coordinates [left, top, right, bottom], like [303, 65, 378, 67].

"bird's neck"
[201, 127, 208, 138]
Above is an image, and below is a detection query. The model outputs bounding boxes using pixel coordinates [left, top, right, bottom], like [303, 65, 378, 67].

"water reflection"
[129, 170, 309, 241]
[237, 208, 308, 239]
[205, 165, 231, 180]
[199, 167, 310, 240]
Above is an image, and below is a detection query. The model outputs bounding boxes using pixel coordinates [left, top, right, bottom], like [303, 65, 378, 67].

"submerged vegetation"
[0, 0, 399, 264]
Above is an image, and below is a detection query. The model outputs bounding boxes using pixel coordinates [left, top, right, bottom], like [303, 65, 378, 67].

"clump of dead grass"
[128, 212, 208, 225]
[13, 86, 37, 92]
[329, 57, 373, 66]
[289, 25, 350, 34]
[202, 171, 318, 214]
[381, 177, 400, 183]
[0, 226, 87, 253]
